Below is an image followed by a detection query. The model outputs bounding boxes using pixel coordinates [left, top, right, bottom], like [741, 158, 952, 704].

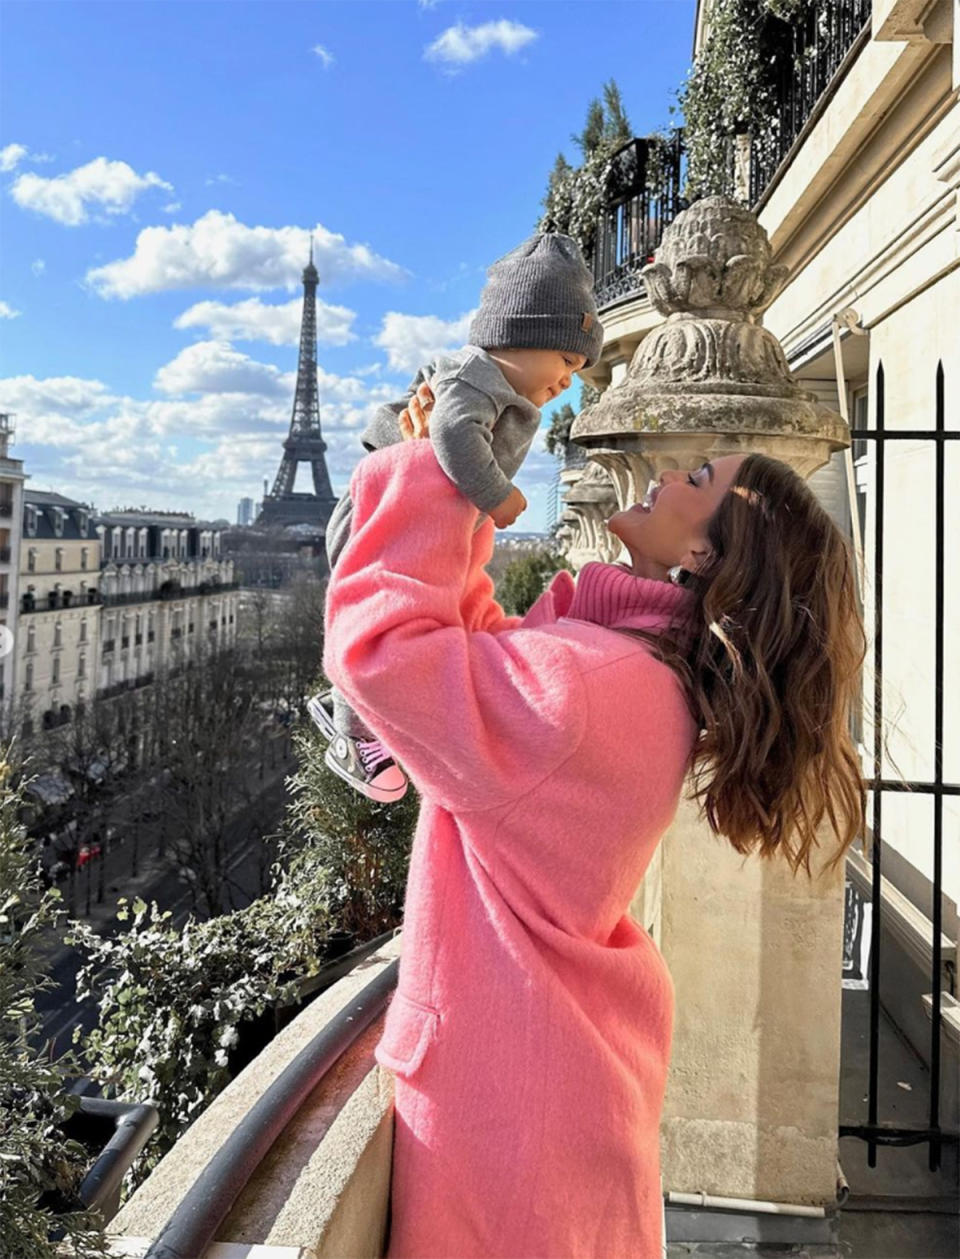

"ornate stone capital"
[571, 195, 849, 483]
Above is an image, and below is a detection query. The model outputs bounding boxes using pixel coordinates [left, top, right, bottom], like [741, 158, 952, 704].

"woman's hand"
[398, 383, 435, 440]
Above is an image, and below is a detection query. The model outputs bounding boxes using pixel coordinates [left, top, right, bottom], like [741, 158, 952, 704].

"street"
[33, 740, 297, 1060]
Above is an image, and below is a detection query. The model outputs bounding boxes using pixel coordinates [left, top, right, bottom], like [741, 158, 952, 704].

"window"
[126, 527, 135, 557]
[26, 625, 35, 652]
[51, 507, 64, 536]
[24, 505, 37, 537]
[81, 547, 89, 570]
[55, 548, 63, 572]
[27, 548, 36, 573]
[78, 654, 85, 678]
[79, 619, 87, 642]
[24, 662, 32, 691]
[52, 657, 60, 684]
[53, 622, 62, 648]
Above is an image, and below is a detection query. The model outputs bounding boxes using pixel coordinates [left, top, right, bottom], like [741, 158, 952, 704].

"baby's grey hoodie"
[361, 345, 541, 513]
[326, 345, 542, 571]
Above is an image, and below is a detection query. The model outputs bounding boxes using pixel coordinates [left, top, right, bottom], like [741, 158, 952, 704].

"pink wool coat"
[323, 441, 698, 1259]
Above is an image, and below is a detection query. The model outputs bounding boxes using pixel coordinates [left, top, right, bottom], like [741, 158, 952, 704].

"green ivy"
[69, 844, 335, 1188]
[678, 0, 817, 199]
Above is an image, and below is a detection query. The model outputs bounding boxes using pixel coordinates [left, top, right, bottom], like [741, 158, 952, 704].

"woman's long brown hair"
[642, 452, 866, 879]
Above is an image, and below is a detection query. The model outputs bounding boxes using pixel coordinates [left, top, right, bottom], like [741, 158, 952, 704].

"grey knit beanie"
[469, 232, 604, 368]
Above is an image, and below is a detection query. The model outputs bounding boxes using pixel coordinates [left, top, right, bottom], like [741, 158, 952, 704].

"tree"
[281, 703, 419, 940]
[538, 79, 634, 261]
[150, 644, 269, 917]
[496, 549, 574, 617]
[0, 756, 111, 1258]
[544, 403, 577, 457]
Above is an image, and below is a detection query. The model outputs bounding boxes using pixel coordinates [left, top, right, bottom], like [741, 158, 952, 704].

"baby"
[308, 230, 603, 801]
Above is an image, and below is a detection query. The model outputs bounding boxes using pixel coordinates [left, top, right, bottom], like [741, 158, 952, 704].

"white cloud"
[173, 294, 356, 347]
[10, 156, 174, 226]
[0, 143, 54, 172]
[373, 309, 475, 374]
[424, 20, 538, 68]
[0, 361, 411, 517]
[0, 374, 115, 418]
[0, 301, 20, 319]
[204, 173, 238, 187]
[85, 210, 408, 299]
[31, 259, 46, 276]
[163, 201, 182, 214]
[0, 143, 27, 172]
[312, 44, 335, 68]
[154, 341, 295, 399]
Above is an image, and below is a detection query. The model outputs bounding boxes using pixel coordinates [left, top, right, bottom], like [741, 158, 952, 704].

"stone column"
[560, 462, 622, 570]
[571, 196, 851, 1206]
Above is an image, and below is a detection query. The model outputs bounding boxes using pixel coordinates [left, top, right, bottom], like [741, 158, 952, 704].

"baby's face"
[488, 347, 588, 408]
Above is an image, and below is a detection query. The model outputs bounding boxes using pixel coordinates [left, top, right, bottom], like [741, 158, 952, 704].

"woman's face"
[607, 455, 746, 580]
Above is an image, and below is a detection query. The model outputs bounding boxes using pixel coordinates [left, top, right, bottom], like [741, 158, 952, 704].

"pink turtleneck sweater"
[324, 441, 698, 1259]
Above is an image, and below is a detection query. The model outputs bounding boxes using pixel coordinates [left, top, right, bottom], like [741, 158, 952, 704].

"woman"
[322, 386, 865, 1259]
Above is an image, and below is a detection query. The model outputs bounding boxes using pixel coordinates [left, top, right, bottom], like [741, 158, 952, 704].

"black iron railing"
[750, 0, 872, 204]
[840, 359, 959, 1173]
[99, 580, 238, 608]
[589, 132, 685, 311]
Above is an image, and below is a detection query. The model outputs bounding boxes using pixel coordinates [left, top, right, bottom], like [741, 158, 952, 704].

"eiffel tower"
[257, 241, 338, 529]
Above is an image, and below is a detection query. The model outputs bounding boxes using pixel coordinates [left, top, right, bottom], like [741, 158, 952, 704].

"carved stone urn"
[570, 196, 849, 511]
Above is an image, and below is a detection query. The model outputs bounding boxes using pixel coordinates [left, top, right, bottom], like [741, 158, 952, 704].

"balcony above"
[587, 132, 686, 315]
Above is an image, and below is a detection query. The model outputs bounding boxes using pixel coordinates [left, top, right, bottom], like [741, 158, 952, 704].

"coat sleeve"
[322, 442, 587, 813]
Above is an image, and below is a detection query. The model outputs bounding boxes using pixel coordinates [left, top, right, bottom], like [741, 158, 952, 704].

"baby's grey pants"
[324, 490, 374, 740]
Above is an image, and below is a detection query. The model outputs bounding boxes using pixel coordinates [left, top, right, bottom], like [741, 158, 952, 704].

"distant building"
[16, 489, 101, 736]
[93, 509, 240, 696]
[0, 414, 27, 722]
[237, 497, 255, 527]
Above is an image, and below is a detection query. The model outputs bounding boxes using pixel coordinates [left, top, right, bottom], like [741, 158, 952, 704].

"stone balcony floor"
[667, 987, 959, 1258]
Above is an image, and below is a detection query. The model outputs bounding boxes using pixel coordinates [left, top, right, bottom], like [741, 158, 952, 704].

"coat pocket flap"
[375, 990, 440, 1077]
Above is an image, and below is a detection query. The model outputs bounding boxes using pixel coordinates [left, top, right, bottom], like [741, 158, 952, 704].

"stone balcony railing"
[106, 934, 403, 1259]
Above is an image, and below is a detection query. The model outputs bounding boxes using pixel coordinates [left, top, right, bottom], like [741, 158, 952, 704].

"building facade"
[95, 510, 240, 694]
[16, 490, 101, 735]
[0, 414, 26, 725]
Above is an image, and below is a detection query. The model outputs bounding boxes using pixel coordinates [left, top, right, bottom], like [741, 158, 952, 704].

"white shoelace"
[356, 738, 391, 774]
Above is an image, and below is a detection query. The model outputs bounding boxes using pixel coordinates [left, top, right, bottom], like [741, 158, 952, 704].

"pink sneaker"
[324, 733, 408, 803]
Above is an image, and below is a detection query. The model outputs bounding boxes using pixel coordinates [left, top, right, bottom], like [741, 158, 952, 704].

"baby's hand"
[398, 383, 435, 440]
[489, 485, 527, 529]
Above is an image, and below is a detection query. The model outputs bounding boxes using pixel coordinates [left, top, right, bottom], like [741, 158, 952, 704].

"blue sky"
[0, 0, 696, 530]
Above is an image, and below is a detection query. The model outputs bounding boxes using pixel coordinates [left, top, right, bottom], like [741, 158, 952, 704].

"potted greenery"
[0, 756, 112, 1257]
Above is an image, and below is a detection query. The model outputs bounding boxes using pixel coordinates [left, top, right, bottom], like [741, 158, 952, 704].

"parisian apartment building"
[0, 414, 27, 719]
[12, 492, 241, 737]
[15, 491, 102, 736]
[94, 508, 239, 696]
